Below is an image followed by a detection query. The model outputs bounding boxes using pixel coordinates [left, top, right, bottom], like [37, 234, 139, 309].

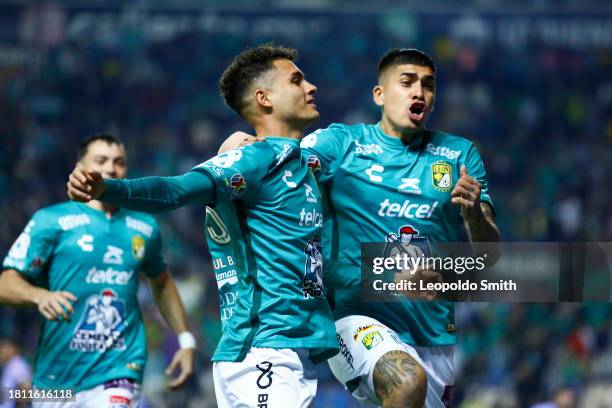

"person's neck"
[379, 116, 425, 145]
[86, 200, 118, 219]
[254, 119, 303, 140]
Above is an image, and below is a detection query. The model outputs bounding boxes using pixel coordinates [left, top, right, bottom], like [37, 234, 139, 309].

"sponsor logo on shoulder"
[227, 173, 247, 196]
[354, 141, 383, 155]
[58, 214, 90, 231]
[306, 154, 321, 175]
[275, 144, 293, 165]
[125, 216, 153, 238]
[426, 143, 461, 160]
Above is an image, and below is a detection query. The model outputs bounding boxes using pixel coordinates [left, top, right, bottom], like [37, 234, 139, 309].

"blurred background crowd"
[0, 1, 611, 407]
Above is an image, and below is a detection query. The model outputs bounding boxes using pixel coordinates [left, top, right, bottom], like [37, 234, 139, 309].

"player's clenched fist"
[67, 164, 105, 202]
[451, 165, 481, 219]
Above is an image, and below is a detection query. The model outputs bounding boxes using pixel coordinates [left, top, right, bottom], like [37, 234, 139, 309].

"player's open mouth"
[306, 98, 317, 108]
[408, 101, 426, 122]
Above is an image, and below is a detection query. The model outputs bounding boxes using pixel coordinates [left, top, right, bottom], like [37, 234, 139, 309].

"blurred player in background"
[0, 134, 195, 407]
[227, 48, 501, 407]
[67, 44, 338, 407]
[0, 336, 32, 408]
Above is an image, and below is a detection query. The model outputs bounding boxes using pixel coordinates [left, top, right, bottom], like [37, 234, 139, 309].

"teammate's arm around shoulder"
[147, 270, 195, 389]
[0, 269, 77, 321]
[67, 164, 217, 213]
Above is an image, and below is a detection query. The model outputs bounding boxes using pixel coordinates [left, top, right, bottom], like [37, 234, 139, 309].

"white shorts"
[328, 315, 455, 407]
[213, 347, 317, 408]
[32, 378, 141, 408]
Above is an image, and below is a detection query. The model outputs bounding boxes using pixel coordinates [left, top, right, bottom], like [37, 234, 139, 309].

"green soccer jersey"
[2, 202, 166, 391]
[101, 137, 338, 363]
[301, 123, 494, 346]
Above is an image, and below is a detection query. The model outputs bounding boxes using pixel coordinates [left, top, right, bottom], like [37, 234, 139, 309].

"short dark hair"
[219, 44, 298, 117]
[378, 48, 436, 78]
[77, 133, 123, 160]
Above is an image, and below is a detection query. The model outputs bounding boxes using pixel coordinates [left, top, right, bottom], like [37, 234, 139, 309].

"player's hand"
[67, 164, 105, 202]
[451, 165, 481, 221]
[394, 267, 443, 301]
[165, 348, 194, 390]
[35, 290, 77, 321]
[218, 131, 265, 154]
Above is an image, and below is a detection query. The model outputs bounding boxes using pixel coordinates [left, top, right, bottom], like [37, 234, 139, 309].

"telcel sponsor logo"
[299, 208, 323, 227]
[378, 199, 438, 219]
[86, 267, 134, 285]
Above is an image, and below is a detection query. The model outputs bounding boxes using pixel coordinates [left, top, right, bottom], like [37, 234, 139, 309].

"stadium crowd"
[0, 6, 611, 407]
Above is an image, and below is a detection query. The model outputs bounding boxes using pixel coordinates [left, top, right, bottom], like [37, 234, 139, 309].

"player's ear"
[372, 85, 384, 107]
[254, 88, 273, 109]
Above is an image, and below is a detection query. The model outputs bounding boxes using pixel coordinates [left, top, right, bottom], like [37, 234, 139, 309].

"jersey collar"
[374, 122, 430, 151]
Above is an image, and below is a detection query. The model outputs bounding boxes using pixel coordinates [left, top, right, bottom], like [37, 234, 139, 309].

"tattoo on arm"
[465, 203, 500, 243]
[373, 350, 424, 404]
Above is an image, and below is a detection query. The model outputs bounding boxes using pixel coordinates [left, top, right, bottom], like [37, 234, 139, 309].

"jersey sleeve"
[190, 143, 274, 201]
[2, 209, 58, 280]
[102, 171, 216, 213]
[140, 219, 167, 278]
[300, 123, 349, 184]
[463, 144, 494, 209]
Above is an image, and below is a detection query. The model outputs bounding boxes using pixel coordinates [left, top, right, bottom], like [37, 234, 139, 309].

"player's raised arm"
[67, 166, 216, 213]
[451, 164, 502, 264]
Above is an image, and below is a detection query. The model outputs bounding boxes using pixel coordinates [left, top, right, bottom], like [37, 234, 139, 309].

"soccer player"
[0, 134, 195, 407]
[67, 45, 338, 407]
[226, 48, 501, 407]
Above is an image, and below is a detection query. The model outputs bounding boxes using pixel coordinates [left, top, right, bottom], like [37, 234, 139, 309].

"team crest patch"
[361, 331, 383, 350]
[228, 173, 247, 196]
[307, 155, 321, 175]
[132, 235, 145, 260]
[431, 161, 453, 192]
[352, 324, 384, 341]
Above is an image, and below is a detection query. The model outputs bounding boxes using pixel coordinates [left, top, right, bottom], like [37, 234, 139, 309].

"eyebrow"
[93, 154, 125, 161]
[399, 72, 435, 82]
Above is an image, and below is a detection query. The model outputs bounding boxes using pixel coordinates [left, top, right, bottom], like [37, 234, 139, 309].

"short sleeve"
[2, 210, 58, 280]
[191, 143, 274, 201]
[463, 144, 493, 209]
[301, 123, 349, 184]
[140, 219, 167, 278]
